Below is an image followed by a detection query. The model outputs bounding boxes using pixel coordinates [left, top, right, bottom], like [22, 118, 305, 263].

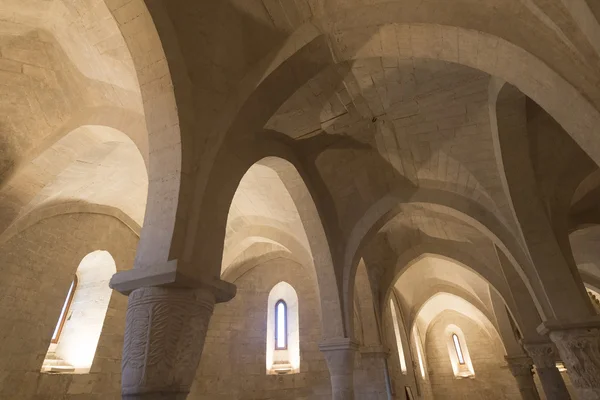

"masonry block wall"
[0, 213, 137, 400]
[190, 258, 331, 399]
[424, 310, 520, 400]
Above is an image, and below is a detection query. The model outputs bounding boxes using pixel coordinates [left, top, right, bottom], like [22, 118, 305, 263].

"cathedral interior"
[1, 0, 600, 399]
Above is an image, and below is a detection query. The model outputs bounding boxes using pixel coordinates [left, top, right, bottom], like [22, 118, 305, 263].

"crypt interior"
[1, 0, 600, 399]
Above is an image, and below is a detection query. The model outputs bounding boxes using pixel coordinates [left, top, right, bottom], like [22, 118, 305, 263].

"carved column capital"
[505, 355, 534, 377]
[523, 341, 559, 369]
[122, 286, 216, 398]
[505, 355, 540, 400]
[549, 326, 600, 399]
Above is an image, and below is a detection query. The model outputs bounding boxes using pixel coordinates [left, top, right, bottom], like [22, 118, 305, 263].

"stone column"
[357, 345, 392, 399]
[547, 326, 600, 400]
[505, 355, 541, 400]
[319, 338, 359, 400]
[110, 264, 236, 400]
[523, 341, 571, 400]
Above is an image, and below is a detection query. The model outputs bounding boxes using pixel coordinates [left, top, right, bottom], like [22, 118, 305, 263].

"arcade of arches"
[1, 0, 600, 399]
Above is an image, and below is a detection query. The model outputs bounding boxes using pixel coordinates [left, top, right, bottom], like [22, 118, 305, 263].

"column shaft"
[524, 342, 571, 400]
[121, 286, 216, 400]
[320, 338, 359, 400]
[505, 355, 540, 400]
[549, 327, 600, 400]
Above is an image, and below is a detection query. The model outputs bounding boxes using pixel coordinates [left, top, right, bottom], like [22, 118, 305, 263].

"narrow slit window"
[452, 333, 465, 365]
[52, 276, 77, 344]
[275, 300, 287, 350]
[389, 298, 407, 373]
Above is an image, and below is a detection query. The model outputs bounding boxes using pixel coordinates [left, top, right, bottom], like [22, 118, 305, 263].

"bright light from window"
[390, 299, 407, 373]
[52, 280, 75, 341]
[414, 329, 426, 379]
[452, 333, 465, 365]
[275, 301, 287, 349]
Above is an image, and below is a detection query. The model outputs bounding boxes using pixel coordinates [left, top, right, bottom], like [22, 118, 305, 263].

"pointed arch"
[43, 250, 117, 373]
[489, 79, 595, 320]
[201, 138, 344, 339]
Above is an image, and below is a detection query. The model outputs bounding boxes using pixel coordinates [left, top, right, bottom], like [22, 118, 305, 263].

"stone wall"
[190, 257, 331, 399]
[424, 310, 520, 399]
[0, 213, 137, 399]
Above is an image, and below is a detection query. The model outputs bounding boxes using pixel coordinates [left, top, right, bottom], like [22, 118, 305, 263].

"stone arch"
[162, 18, 600, 340]
[343, 186, 549, 336]
[0, 202, 141, 246]
[103, 0, 186, 269]
[385, 242, 544, 341]
[99, 2, 600, 283]
[0, 123, 148, 244]
[221, 220, 314, 275]
[188, 20, 600, 334]
[389, 252, 505, 334]
[490, 80, 595, 320]
[383, 244, 510, 313]
[319, 20, 600, 166]
[34, 106, 149, 169]
[412, 292, 503, 351]
[222, 250, 302, 284]
[196, 142, 344, 338]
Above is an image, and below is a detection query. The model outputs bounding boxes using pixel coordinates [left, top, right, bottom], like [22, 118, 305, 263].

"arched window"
[42, 250, 116, 374]
[275, 300, 288, 350]
[266, 282, 300, 375]
[51, 276, 78, 344]
[445, 325, 474, 377]
[452, 333, 465, 365]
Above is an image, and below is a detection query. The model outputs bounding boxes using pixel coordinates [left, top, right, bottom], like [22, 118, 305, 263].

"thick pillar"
[110, 264, 236, 400]
[543, 322, 600, 400]
[523, 341, 571, 400]
[505, 355, 541, 400]
[356, 345, 392, 399]
[319, 338, 359, 400]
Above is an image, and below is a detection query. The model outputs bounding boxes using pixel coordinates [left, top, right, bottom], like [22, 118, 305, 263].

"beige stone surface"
[0, 0, 600, 398]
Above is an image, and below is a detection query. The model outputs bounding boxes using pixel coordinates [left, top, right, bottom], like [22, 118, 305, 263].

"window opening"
[52, 276, 77, 344]
[390, 298, 407, 373]
[275, 300, 287, 350]
[452, 333, 465, 365]
[414, 328, 426, 379]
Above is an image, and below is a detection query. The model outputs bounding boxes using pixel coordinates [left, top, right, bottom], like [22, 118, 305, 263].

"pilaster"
[319, 338, 359, 400]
